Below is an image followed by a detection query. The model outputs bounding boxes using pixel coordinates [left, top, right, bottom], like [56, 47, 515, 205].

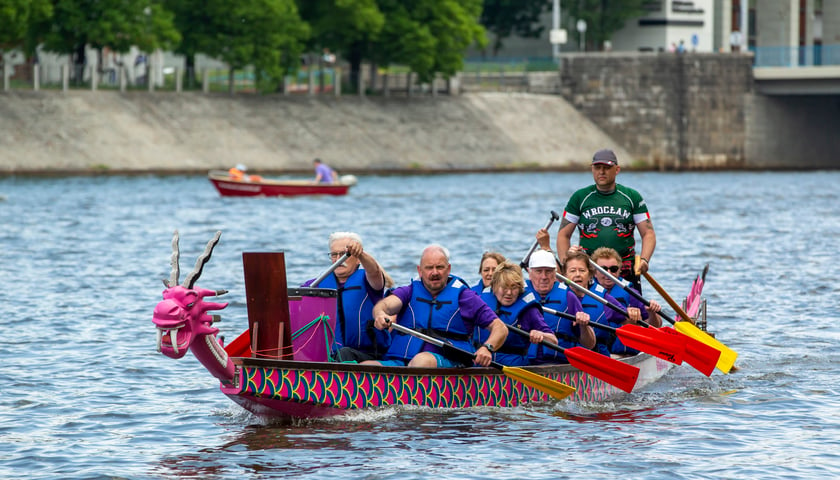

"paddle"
[310, 252, 352, 287]
[589, 260, 721, 376]
[641, 268, 738, 374]
[506, 323, 639, 393]
[554, 273, 686, 365]
[519, 210, 560, 269]
[386, 322, 576, 400]
[542, 305, 683, 366]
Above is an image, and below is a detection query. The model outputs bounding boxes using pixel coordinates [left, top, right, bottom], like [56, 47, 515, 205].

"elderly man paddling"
[364, 244, 508, 368]
[524, 249, 595, 364]
[556, 149, 656, 291]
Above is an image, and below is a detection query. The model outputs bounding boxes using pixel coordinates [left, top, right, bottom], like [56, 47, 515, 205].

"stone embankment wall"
[0, 90, 631, 175]
[559, 52, 755, 169]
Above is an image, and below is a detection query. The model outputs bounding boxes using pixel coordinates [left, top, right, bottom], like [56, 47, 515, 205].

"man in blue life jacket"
[524, 249, 595, 364]
[365, 244, 508, 368]
[302, 232, 390, 362]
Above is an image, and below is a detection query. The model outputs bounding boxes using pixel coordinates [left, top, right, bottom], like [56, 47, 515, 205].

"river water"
[1, 171, 837, 479]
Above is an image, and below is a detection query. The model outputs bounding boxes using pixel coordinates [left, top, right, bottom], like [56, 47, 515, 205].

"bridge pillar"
[756, 0, 798, 66]
[825, 2, 840, 65]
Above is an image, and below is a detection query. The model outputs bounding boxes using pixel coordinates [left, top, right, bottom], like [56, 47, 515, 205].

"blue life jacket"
[470, 282, 489, 295]
[525, 281, 584, 363]
[383, 276, 472, 363]
[318, 268, 390, 356]
[477, 291, 539, 361]
[601, 283, 643, 355]
[580, 284, 618, 357]
[589, 280, 643, 355]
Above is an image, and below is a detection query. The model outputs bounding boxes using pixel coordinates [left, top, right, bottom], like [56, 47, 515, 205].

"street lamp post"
[576, 19, 587, 52]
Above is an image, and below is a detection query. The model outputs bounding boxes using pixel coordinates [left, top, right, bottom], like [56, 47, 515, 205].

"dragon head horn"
[164, 230, 181, 288]
[184, 231, 222, 289]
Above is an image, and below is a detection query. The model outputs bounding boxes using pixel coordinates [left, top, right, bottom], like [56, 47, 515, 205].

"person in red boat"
[365, 244, 508, 368]
[228, 164, 262, 182]
[312, 158, 338, 184]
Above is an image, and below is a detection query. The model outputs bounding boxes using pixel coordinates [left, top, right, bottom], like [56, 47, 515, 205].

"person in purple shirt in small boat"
[477, 261, 558, 366]
[364, 244, 508, 368]
[471, 251, 506, 294]
[312, 158, 338, 184]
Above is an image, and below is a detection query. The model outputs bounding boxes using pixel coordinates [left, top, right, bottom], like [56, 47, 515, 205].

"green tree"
[374, 0, 486, 83]
[0, 0, 52, 71]
[296, 0, 385, 91]
[37, 0, 179, 82]
[206, 0, 309, 93]
[480, 0, 549, 56]
[567, 0, 644, 50]
[164, 0, 224, 88]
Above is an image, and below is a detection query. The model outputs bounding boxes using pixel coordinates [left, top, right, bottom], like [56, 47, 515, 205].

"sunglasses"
[599, 265, 620, 273]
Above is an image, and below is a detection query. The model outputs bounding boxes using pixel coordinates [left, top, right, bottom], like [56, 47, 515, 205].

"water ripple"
[1, 171, 838, 479]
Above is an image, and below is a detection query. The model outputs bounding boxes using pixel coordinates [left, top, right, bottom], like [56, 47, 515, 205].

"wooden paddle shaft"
[589, 259, 681, 326]
[642, 271, 695, 324]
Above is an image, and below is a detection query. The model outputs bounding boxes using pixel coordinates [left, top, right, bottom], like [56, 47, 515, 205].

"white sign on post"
[550, 28, 568, 45]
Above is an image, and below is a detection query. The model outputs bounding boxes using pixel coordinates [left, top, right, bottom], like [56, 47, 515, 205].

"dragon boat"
[152, 232, 702, 421]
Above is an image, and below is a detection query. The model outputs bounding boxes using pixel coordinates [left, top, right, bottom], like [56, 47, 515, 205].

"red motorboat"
[208, 170, 355, 197]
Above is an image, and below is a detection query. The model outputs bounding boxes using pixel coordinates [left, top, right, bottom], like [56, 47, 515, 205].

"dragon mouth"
[156, 327, 191, 357]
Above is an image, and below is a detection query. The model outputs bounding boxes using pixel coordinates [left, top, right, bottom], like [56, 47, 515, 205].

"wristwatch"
[481, 343, 495, 353]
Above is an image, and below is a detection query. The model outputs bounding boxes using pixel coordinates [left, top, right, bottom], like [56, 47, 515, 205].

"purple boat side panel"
[289, 295, 337, 362]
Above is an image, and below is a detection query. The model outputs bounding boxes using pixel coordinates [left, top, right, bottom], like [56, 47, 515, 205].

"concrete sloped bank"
[0, 91, 631, 175]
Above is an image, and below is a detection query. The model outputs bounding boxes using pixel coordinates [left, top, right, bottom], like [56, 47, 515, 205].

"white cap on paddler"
[529, 250, 557, 269]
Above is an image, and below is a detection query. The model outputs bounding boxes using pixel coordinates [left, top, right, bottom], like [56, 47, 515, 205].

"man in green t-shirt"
[555, 149, 656, 288]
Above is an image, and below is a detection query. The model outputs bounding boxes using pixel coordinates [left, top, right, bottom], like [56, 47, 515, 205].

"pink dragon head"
[152, 231, 235, 384]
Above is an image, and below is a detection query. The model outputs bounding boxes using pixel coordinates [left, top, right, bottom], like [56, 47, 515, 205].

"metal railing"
[752, 44, 840, 67]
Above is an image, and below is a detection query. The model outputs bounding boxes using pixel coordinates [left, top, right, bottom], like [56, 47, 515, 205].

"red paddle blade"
[565, 346, 640, 393]
[658, 326, 721, 376]
[617, 324, 685, 365]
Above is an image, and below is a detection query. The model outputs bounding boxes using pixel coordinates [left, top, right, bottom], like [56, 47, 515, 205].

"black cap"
[592, 149, 618, 166]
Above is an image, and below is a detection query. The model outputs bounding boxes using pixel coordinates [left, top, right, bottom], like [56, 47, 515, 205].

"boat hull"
[208, 172, 350, 197]
[220, 354, 673, 420]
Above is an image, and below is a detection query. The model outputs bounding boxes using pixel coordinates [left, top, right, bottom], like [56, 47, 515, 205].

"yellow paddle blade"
[502, 366, 576, 400]
[642, 270, 739, 374]
[674, 321, 738, 374]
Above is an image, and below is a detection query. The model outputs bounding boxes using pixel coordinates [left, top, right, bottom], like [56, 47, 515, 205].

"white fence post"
[148, 56, 154, 92]
[308, 67, 315, 96]
[62, 64, 69, 91]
